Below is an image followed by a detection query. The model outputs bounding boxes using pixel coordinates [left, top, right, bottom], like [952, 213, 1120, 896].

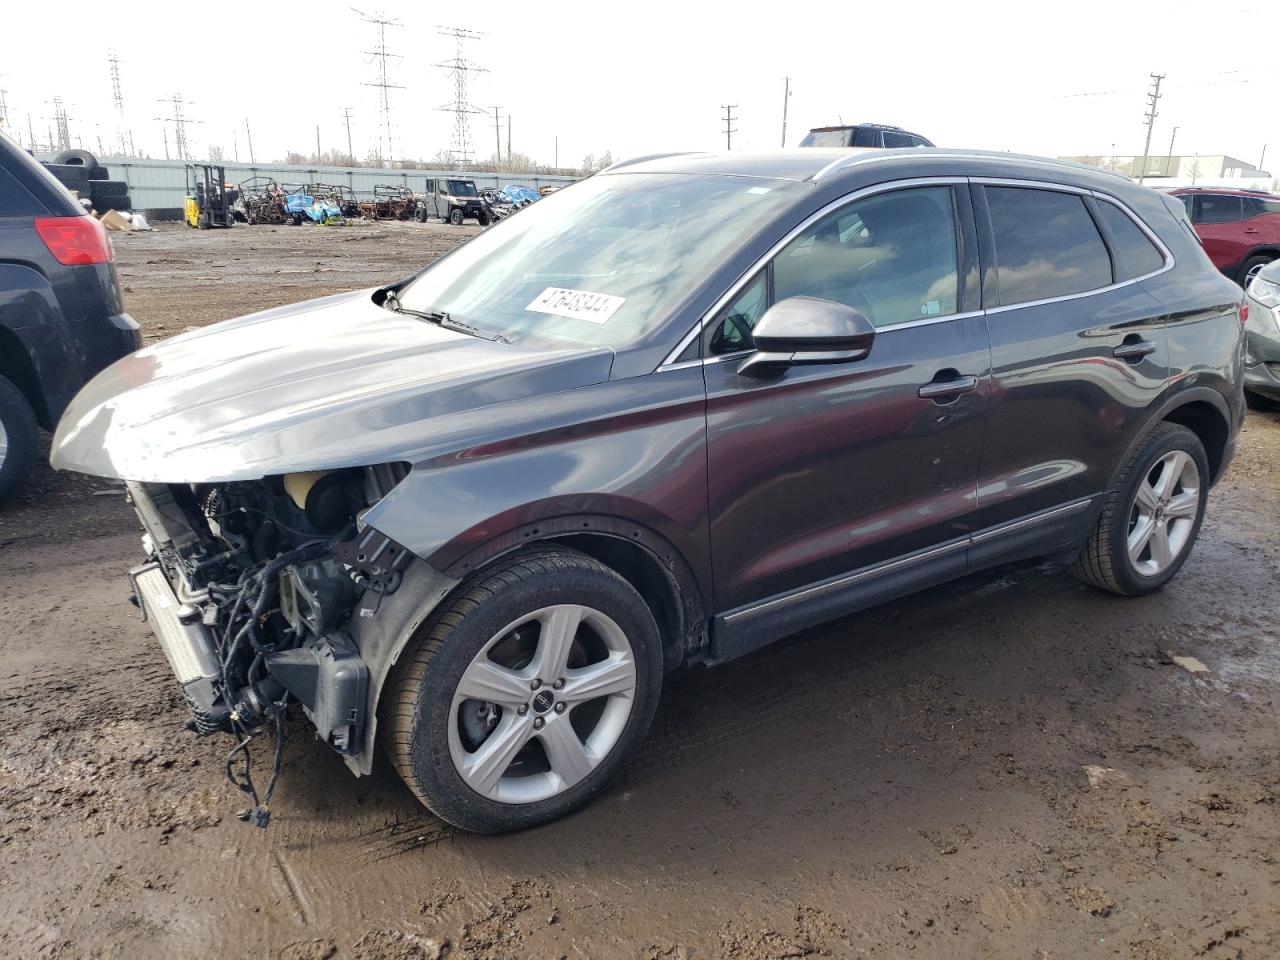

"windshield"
[447, 180, 479, 197]
[799, 129, 851, 148]
[399, 172, 807, 348]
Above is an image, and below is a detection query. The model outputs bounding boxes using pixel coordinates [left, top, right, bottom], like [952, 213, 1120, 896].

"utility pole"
[780, 77, 791, 148]
[1260, 144, 1268, 173]
[0, 87, 10, 141]
[354, 8, 404, 165]
[506, 115, 511, 163]
[315, 124, 322, 162]
[491, 106, 502, 167]
[554, 135, 558, 170]
[721, 104, 738, 151]
[435, 26, 486, 165]
[1164, 125, 1179, 177]
[245, 117, 255, 164]
[341, 107, 355, 164]
[1138, 72, 1164, 184]
[232, 128, 239, 162]
[27, 114, 36, 153]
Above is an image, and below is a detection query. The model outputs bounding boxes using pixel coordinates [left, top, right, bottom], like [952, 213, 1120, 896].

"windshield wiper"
[385, 296, 508, 343]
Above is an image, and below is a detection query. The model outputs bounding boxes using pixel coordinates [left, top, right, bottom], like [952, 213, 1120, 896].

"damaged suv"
[53, 149, 1244, 833]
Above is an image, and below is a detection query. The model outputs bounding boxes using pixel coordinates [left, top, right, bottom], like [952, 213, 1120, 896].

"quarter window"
[985, 186, 1112, 306]
[1095, 201, 1165, 281]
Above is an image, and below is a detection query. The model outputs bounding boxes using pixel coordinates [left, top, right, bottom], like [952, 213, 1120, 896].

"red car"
[1169, 188, 1280, 286]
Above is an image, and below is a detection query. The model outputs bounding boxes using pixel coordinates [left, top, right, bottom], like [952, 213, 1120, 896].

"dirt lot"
[2, 222, 1279, 959]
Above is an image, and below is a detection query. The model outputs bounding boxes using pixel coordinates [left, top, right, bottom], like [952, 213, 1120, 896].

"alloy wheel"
[1126, 450, 1201, 577]
[447, 604, 637, 804]
[1245, 261, 1267, 286]
[0, 418, 7, 471]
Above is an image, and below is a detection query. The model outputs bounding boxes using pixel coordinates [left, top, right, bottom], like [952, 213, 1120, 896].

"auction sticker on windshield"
[526, 287, 626, 325]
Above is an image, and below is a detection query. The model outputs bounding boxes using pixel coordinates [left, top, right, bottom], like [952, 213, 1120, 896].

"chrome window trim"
[977, 178, 1175, 315]
[720, 496, 1096, 625]
[657, 176, 968, 371]
[808, 150, 1131, 184]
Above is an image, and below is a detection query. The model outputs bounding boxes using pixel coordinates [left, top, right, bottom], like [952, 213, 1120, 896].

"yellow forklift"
[185, 164, 234, 229]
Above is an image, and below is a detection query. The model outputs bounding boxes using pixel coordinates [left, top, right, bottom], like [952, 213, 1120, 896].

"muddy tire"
[382, 546, 663, 833]
[448, 207, 464, 226]
[0, 374, 39, 506]
[1072, 422, 1209, 596]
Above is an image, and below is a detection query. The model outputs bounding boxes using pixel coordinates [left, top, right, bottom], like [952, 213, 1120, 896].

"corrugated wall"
[41, 156, 580, 212]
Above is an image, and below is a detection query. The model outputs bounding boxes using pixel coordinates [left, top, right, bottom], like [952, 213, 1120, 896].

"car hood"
[51, 288, 615, 483]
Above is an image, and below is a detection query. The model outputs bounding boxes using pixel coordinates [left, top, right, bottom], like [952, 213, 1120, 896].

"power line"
[721, 103, 738, 151]
[50, 97, 72, 153]
[154, 93, 197, 162]
[491, 106, 502, 167]
[1138, 73, 1164, 183]
[106, 52, 135, 156]
[341, 106, 355, 163]
[435, 26, 487, 166]
[353, 8, 404, 165]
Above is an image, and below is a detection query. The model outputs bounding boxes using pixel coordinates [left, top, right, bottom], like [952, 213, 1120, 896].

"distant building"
[1059, 154, 1270, 182]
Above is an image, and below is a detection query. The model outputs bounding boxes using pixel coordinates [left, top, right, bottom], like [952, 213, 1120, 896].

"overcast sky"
[2, 0, 1276, 170]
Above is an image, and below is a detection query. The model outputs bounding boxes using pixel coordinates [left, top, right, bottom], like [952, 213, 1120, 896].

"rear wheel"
[1072, 423, 1209, 596]
[1239, 254, 1274, 288]
[382, 546, 662, 833]
[0, 375, 39, 505]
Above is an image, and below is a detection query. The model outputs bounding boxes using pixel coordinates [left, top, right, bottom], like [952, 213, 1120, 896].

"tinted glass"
[851, 127, 880, 147]
[1197, 194, 1243, 224]
[772, 186, 958, 328]
[1242, 196, 1280, 218]
[1096, 201, 1165, 281]
[0, 166, 44, 216]
[882, 132, 917, 148]
[985, 187, 1112, 305]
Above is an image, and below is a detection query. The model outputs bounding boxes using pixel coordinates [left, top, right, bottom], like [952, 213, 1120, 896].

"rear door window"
[1196, 194, 1243, 224]
[882, 131, 917, 148]
[1095, 201, 1165, 281]
[985, 186, 1112, 305]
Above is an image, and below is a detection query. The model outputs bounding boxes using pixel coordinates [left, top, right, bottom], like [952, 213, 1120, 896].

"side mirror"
[737, 296, 876, 378]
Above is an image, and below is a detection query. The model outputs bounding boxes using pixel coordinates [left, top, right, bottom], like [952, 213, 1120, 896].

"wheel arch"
[0, 325, 50, 427]
[1122, 386, 1233, 486]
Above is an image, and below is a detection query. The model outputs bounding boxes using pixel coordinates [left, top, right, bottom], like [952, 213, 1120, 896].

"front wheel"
[1072, 422, 1209, 596]
[448, 207, 464, 226]
[382, 546, 663, 833]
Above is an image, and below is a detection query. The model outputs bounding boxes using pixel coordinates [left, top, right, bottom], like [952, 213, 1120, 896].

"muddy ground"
[2, 222, 1278, 959]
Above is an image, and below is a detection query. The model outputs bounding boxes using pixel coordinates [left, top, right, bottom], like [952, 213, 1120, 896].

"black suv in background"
[0, 132, 139, 501]
[53, 149, 1243, 833]
[800, 123, 934, 148]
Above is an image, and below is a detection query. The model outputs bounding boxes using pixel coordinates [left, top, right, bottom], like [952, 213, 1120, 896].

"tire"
[1238, 254, 1274, 288]
[0, 374, 39, 506]
[43, 163, 90, 190]
[1072, 422, 1210, 596]
[53, 149, 100, 175]
[94, 192, 131, 212]
[86, 166, 110, 181]
[90, 180, 128, 201]
[478, 210, 491, 227]
[382, 546, 663, 833]
[449, 207, 464, 226]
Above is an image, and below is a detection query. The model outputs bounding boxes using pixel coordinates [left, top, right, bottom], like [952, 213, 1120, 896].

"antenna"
[435, 26, 487, 166]
[154, 93, 198, 162]
[353, 8, 403, 165]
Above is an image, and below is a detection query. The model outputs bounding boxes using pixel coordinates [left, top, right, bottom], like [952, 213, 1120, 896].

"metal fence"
[39, 155, 581, 214]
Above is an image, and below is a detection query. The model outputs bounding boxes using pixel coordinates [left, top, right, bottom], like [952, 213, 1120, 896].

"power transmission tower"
[353, 8, 404, 166]
[435, 26, 487, 165]
[154, 94, 196, 162]
[50, 97, 72, 152]
[1138, 73, 1164, 183]
[107, 52, 134, 155]
[341, 106, 355, 164]
[721, 104, 738, 150]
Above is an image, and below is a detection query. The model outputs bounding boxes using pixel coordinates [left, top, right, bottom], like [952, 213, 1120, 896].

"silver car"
[1244, 259, 1280, 400]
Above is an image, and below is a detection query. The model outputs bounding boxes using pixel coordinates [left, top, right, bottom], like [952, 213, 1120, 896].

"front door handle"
[918, 373, 978, 401]
[1113, 339, 1157, 362]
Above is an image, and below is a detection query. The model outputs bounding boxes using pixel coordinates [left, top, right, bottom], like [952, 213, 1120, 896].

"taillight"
[1239, 302, 1249, 328]
[33, 215, 113, 265]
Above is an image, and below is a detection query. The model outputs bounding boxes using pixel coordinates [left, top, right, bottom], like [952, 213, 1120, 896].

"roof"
[1167, 186, 1280, 199]
[602, 148, 1133, 184]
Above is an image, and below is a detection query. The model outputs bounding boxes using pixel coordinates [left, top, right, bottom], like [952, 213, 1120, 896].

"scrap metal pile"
[358, 185, 418, 221]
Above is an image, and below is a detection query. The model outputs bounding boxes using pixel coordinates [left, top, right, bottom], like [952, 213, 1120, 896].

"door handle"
[1113, 339, 1157, 362]
[918, 373, 978, 401]
[1244, 228, 1260, 234]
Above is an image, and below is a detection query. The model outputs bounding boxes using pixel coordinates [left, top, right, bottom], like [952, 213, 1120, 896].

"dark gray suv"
[52, 148, 1245, 832]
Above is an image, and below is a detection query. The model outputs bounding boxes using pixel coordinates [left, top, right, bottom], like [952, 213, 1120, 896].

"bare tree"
[207, 144, 225, 162]
[1188, 160, 1202, 186]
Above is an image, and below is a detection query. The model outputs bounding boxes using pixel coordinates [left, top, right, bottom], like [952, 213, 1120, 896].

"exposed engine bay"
[125, 463, 413, 827]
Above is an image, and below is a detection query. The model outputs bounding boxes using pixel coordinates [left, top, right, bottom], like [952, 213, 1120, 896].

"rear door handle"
[918, 374, 978, 401]
[1113, 339, 1157, 361]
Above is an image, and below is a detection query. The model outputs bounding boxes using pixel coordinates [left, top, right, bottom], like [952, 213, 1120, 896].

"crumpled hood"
[51, 288, 614, 482]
